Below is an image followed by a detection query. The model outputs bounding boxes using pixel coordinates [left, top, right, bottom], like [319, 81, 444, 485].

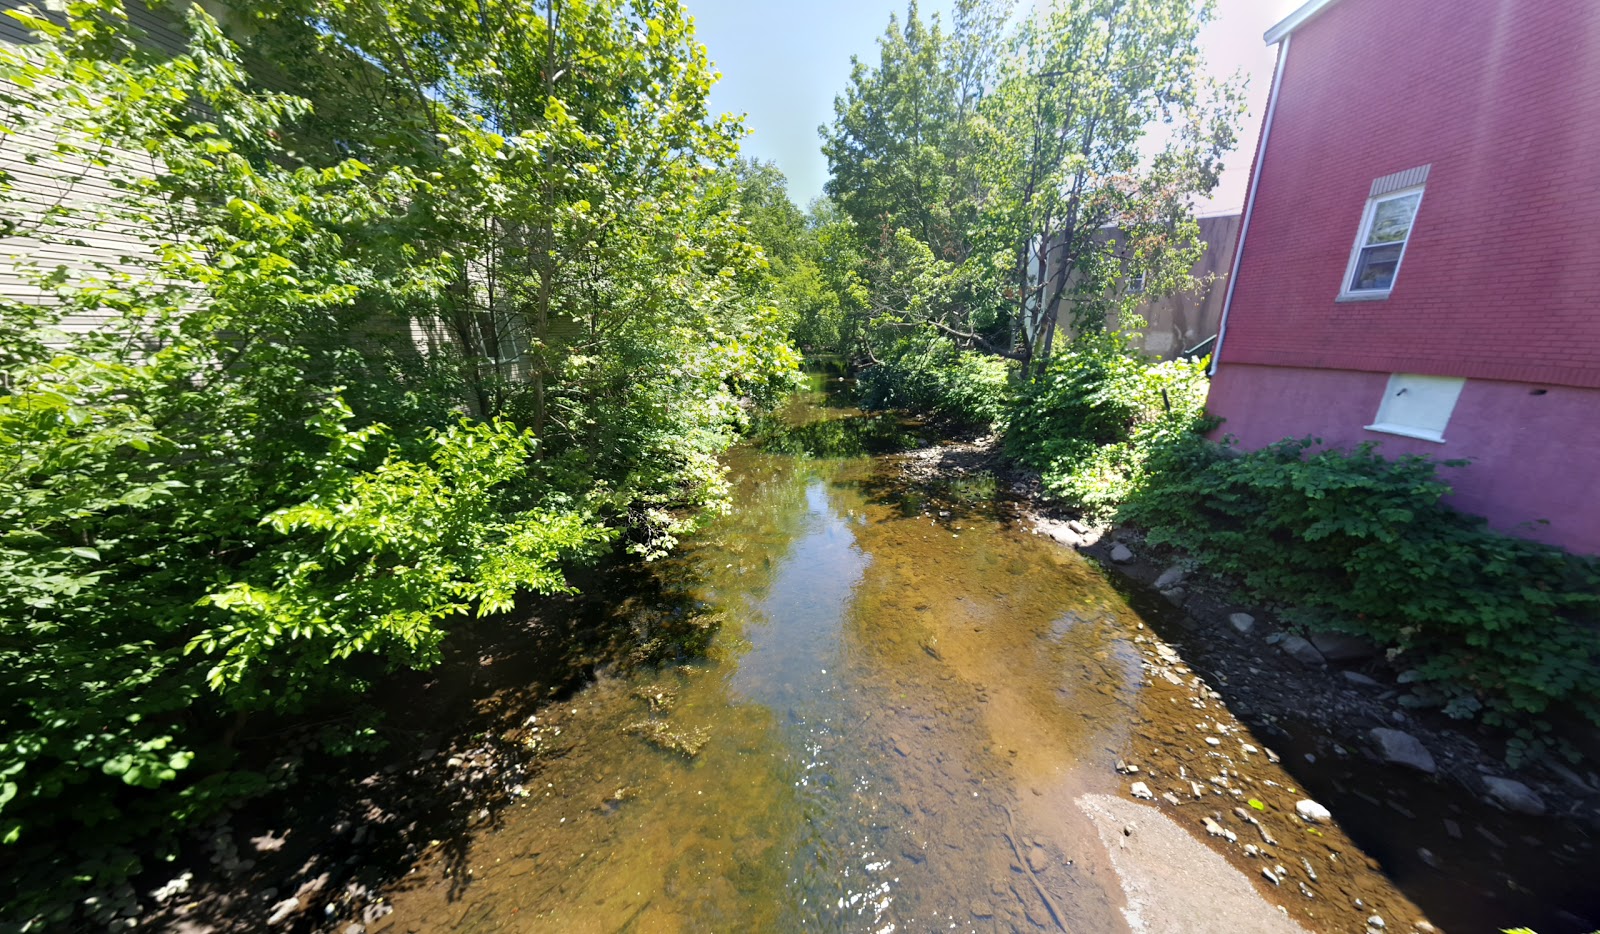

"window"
[1338, 165, 1431, 299]
[1127, 272, 1146, 294]
[1366, 373, 1463, 443]
[1342, 186, 1423, 297]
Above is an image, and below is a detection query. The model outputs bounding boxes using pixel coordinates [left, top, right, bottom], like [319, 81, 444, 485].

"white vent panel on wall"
[1366, 373, 1464, 443]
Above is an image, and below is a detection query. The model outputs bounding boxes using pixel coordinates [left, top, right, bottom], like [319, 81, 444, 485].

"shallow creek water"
[369, 387, 1436, 934]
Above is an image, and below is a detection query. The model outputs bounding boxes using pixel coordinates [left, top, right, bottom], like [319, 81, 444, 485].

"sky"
[684, 0, 1308, 214]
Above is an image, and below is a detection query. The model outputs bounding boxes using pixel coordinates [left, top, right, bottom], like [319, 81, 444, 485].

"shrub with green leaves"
[0, 0, 797, 924]
[1124, 438, 1600, 755]
[1006, 335, 1211, 518]
[858, 329, 1013, 427]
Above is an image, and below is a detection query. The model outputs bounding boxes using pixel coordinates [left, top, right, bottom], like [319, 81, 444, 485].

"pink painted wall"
[1216, 0, 1600, 389]
[1208, 364, 1600, 554]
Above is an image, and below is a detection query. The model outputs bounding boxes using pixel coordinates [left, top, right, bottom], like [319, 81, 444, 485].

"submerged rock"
[1228, 613, 1256, 635]
[1110, 543, 1134, 563]
[1295, 799, 1332, 823]
[624, 720, 710, 758]
[1367, 728, 1437, 774]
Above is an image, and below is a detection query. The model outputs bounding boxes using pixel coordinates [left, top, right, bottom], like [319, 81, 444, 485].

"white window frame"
[1338, 185, 1424, 301]
[1365, 373, 1464, 443]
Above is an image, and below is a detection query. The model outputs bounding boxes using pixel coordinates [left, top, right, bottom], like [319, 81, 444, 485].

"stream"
[361, 380, 1549, 934]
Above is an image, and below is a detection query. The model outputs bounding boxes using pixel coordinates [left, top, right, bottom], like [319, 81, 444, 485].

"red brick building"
[1209, 0, 1600, 553]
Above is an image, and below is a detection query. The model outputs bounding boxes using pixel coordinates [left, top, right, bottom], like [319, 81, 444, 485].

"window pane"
[1350, 243, 1403, 291]
[1366, 193, 1421, 245]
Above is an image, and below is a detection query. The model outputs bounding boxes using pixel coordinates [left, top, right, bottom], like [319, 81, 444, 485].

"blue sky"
[685, 0, 1305, 213]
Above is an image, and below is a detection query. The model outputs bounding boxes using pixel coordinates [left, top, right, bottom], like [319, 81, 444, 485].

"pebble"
[1229, 612, 1256, 634]
[1295, 799, 1332, 823]
[1367, 915, 1385, 930]
[1262, 867, 1281, 885]
[266, 898, 300, 926]
[1343, 671, 1382, 687]
[1205, 737, 1221, 747]
[1027, 845, 1050, 873]
[1130, 782, 1154, 800]
[1202, 817, 1237, 842]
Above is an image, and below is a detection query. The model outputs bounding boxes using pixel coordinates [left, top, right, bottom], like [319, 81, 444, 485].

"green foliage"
[1124, 438, 1600, 747]
[858, 329, 1013, 427]
[820, 0, 1242, 374]
[1007, 336, 1211, 518]
[0, 0, 796, 923]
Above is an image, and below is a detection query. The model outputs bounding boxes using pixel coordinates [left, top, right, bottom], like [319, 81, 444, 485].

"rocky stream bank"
[904, 434, 1600, 934]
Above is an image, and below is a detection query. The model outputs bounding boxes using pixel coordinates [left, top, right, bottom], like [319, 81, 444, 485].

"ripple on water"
[370, 390, 1427, 934]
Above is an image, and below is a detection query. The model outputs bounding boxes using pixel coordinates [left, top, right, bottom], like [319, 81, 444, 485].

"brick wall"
[1217, 0, 1600, 390]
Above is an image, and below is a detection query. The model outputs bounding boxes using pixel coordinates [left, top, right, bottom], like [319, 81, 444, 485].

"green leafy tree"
[0, 0, 795, 922]
[820, 0, 1243, 378]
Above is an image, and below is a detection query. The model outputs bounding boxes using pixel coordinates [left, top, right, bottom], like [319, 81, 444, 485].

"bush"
[1006, 335, 1211, 518]
[1124, 437, 1600, 757]
[858, 330, 1013, 427]
[0, 2, 797, 923]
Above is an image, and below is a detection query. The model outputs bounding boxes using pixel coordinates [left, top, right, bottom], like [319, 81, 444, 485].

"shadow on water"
[140, 558, 729, 933]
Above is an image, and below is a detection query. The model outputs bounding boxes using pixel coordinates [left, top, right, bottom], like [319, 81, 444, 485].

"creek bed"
[363, 383, 1543, 934]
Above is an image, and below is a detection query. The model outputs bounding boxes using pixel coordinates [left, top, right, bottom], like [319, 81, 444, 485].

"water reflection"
[373, 386, 1192, 932]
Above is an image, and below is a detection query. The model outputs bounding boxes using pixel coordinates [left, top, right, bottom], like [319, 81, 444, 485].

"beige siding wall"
[1, 2, 188, 339]
[1051, 212, 1240, 360]
[1115, 213, 1240, 358]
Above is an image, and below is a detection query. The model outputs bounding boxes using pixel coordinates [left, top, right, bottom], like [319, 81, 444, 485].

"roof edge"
[1264, 0, 1341, 44]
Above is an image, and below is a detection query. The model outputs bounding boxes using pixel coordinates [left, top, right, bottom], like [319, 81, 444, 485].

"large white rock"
[1295, 799, 1332, 823]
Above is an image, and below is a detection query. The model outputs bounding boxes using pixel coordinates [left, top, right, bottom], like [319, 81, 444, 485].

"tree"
[981, 0, 1243, 377]
[819, 0, 1243, 378]
[0, 0, 796, 922]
